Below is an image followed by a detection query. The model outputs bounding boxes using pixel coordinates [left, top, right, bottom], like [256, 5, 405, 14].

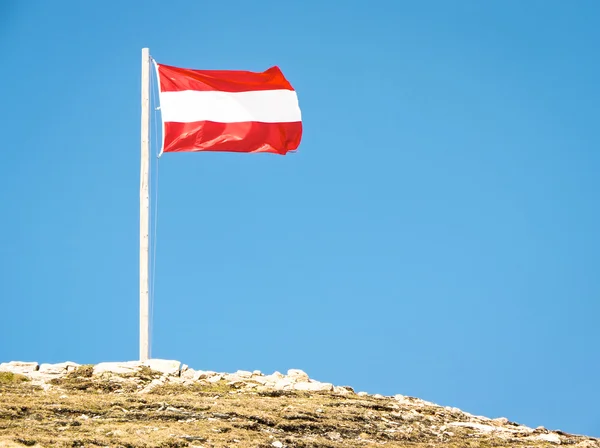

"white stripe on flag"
[159, 89, 301, 123]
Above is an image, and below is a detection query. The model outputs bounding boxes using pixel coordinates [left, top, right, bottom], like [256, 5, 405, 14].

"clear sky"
[1, 0, 599, 438]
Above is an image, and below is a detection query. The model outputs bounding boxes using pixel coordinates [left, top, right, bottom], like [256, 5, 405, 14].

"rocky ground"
[0, 360, 598, 448]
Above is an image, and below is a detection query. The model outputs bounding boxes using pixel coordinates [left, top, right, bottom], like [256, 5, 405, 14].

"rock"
[143, 359, 181, 376]
[0, 361, 39, 374]
[181, 368, 197, 380]
[493, 417, 509, 425]
[357, 391, 369, 397]
[327, 431, 342, 441]
[223, 372, 254, 383]
[333, 386, 351, 395]
[207, 374, 224, 383]
[536, 433, 561, 444]
[294, 381, 333, 392]
[373, 394, 385, 399]
[138, 377, 166, 394]
[271, 441, 283, 448]
[394, 394, 409, 404]
[250, 376, 269, 385]
[94, 361, 142, 375]
[274, 377, 296, 390]
[194, 371, 217, 380]
[39, 362, 80, 375]
[252, 370, 262, 376]
[448, 422, 497, 433]
[287, 369, 309, 381]
[93, 359, 181, 377]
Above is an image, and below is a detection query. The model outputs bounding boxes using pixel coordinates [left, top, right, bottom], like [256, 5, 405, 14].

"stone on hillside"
[250, 376, 269, 385]
[143, 359, 181, 376]
[93, 361, 142, 375]
[274, 377, 296, 390]
[252, 370, 262, 376]
[287, 369, 309, 381]
[194, 370, 217, 380]
[223, 373, 247, 383]
[207, 374, 224, 383]
[333, 386, 351, 395]
[294, 381, 334, 392]
[235, 370, 253, 378]
[0, 361, 39, 374]
[180, 368, 197, 380]
[39, 362, 80, 375]
[139, 377, 167, 394]
[535, 433, 561, 444]
[394, 394, 408, 404]
[357, 391, 369, 397]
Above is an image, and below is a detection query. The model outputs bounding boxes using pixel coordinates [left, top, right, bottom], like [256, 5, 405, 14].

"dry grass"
[0, 375, 596, 448]
[0, 373, 29, 384]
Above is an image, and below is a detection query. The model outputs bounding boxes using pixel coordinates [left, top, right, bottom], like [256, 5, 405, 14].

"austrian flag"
[154, 62, 302, 155]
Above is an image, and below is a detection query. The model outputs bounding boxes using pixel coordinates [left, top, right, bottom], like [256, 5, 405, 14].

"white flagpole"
[139, 48, 151, 361]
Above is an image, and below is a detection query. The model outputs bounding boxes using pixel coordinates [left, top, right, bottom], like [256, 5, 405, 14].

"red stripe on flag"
[163, 121, 302, 155]
[157, 64, 295, 93]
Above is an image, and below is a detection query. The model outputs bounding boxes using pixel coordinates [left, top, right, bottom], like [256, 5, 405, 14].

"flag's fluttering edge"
[154, 62, 302, 155]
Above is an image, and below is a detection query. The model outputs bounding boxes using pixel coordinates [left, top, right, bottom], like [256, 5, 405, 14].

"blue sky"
[1, 0, 599, 437]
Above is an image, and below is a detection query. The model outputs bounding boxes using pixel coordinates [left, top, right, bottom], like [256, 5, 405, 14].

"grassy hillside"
[0, 366, 598, 448]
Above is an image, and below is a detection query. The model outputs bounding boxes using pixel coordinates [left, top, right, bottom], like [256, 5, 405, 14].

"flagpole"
[139, 47, 151, 361]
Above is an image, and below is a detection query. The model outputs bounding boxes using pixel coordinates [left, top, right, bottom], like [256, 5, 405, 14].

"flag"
[154, 62, 302, 155]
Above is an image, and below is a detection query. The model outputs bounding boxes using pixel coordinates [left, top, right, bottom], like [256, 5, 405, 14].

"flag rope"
[149, 59, 162, 358]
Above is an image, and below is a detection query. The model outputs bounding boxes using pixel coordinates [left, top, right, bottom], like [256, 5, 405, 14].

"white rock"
[250, 376, 269, 385]
[139, 378, 167, 394]
[271, 441, 283, 448]
[357, 391, 369, 396]
[394, 394, 412, 405]
[333, 386, 351, 395]
[143, 359, 181, 376]
[287, 369, 309, 381]
[223, 372, 252, 383]
[274, 377, 295, 390]
[181, 368, 197, 380]
[194, 370, 217, 380]
[252, 370, 262, 376]
[0, 361, 39, 374]
[448, 422, 512, 433]
[207, 374, 224, 383]
[39, 362, 80, 375]
[536, 433, 561, 444]
[373, 394, 385, 399]
[94, 361, 142, 375]
[328, 432, 342, 441]
[235, 370, 253, 378]
[294, 381, 333, 392]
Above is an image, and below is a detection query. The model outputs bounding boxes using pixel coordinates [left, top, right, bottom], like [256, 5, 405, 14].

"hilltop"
[1, 360, 598, 448]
